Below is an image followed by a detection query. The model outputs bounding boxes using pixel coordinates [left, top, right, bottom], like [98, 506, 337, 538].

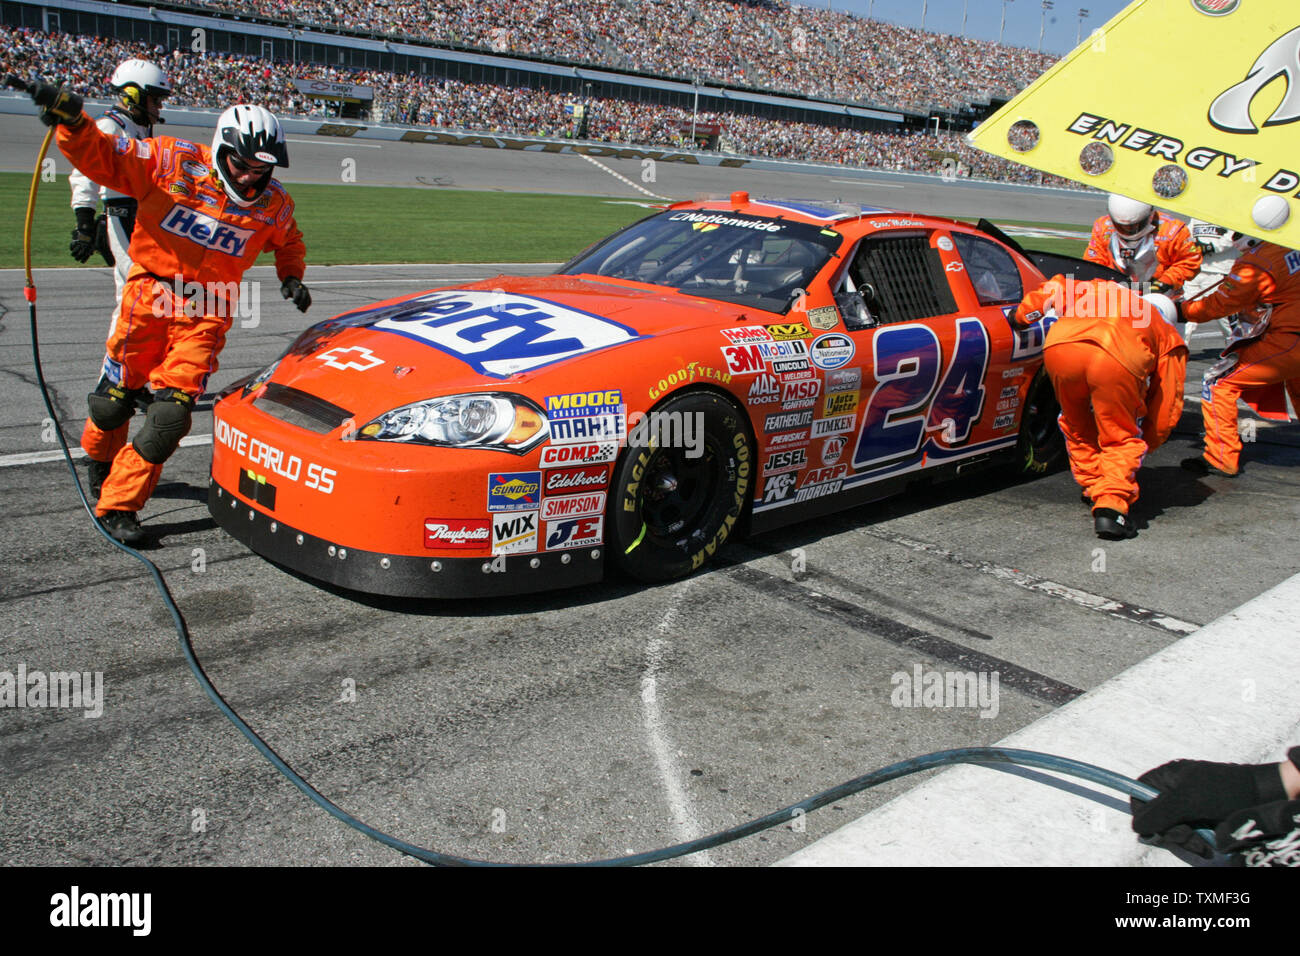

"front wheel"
[608, 391, 753, 583]
[1016, 368, 1066, 475]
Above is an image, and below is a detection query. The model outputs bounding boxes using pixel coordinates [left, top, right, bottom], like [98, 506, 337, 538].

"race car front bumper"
[209, 478, 606, 599]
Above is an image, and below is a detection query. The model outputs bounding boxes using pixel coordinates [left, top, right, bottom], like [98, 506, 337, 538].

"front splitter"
[208, 479, 606, 599]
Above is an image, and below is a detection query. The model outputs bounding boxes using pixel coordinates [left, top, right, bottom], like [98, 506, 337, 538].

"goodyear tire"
[609, 391, 753, 583]
[1016, 368, 1066, 475]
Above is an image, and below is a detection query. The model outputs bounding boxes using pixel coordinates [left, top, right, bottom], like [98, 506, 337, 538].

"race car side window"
[950, 232, 1024, 306]
[846, 232, 957, 326]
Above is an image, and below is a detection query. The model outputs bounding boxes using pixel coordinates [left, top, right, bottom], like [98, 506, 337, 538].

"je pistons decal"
[487, 471, 542, 512]
[368, 290, 641, 378]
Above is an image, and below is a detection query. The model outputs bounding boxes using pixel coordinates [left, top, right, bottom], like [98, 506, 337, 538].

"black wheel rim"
[639, 442, 722, 541]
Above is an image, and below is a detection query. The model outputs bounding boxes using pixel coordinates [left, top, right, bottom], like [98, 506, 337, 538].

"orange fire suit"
[1015, 276, 1188, 513]
[1183, 241, 1300, 475]
[56, 114, 305, 515]
[1084, 213, 1202, 289]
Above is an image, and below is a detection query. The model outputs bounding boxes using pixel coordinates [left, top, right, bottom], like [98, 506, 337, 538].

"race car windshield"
[559, 210, 840, 313]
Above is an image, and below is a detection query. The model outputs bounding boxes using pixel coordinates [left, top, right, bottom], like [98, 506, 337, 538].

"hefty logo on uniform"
[160, 205, 254, 257]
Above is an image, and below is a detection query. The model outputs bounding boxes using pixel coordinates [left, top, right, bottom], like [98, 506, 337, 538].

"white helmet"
[1107, 193, 1157, 240]
[1143, 292, 1177, 326]
[211, 105, 289, 208]
[110, 59, 172, 123]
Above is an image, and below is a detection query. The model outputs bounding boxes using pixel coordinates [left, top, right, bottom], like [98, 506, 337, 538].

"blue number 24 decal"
[854, 319, 990, 470]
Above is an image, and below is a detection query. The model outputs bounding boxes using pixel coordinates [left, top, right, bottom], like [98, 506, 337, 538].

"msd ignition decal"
[545, 515, 604, 550]
[546, 390, 626, 445]
[424, 519, 491, 549]
[492, 511, 538, 554]
[160, 205, 254, 257]
[544, 466, 608, 493]
[539, 442, 619, 468]
[781, 378, 821, 410]
[809, 333, 854, 370]
[540, 492, 605, 521]
[370, 290, 640, 378]
[487, 471, 542, 512]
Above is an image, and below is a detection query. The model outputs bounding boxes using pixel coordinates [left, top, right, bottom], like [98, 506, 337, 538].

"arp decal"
[371, 291, 641, 378]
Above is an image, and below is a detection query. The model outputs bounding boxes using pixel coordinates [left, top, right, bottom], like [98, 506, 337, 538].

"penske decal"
[368, 290, 641, 378]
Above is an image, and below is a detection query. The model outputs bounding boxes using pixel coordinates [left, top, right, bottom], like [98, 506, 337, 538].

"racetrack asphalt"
[1, 125, 1297, 866]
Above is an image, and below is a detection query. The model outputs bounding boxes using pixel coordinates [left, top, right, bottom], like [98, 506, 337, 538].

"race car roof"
[675, 192, 895, 227]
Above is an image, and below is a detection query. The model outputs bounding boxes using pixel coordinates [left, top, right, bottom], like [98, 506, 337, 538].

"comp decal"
[369, 291, 641, 378]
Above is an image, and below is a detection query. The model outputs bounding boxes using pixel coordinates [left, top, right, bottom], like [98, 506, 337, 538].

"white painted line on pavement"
[0, 433, 213, 468]
[640, 578, 715, 866]
[828, 179, 905, 188]
[779, 569, 1300, 866]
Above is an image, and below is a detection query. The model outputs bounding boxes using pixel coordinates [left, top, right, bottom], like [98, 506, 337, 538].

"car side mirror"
[835, 290, 877, 329]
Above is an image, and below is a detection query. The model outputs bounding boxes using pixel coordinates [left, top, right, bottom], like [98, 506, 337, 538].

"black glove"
[1173, 300, 1187, 324]
[1146, 280, 1171, 295]
[1216, 799, 1300, 867]
[1196, 240, 1215, 257]
[281, 276, 311, 313]
[31, 82, 84, 127]
[69, 206, 97, 263]
[1131, 759, 1288, 857]
[94, 215, 115, 267]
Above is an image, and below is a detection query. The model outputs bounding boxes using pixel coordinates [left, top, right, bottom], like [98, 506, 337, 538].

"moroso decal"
[370, 290, 641, 378]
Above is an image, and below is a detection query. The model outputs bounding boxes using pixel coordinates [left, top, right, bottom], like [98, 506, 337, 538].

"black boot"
[1181, 456, 1237, 478]
[86, 458, 112, 499]
[99, 510, 148, 546]
[1093, 508, 1137, 540]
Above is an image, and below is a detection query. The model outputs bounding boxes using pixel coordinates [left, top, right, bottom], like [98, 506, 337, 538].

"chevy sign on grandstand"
[292, 79, 374, 102]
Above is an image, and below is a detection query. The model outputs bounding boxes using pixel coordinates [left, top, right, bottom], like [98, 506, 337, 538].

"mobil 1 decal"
[854, 318, 990, 470]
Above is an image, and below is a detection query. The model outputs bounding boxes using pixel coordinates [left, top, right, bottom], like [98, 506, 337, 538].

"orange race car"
[208, 193, 1117, 597]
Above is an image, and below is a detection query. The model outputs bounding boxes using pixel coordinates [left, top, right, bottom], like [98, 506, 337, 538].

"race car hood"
[262, 274, 757, 421]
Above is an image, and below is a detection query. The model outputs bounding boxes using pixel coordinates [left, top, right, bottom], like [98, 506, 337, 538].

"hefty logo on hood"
[160, 205, 254, 257]
[367, 290, 641, 378]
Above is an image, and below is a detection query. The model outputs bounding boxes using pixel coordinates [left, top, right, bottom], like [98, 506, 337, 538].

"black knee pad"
[133, 391, 194, 464]
[86, 378, 137, 431]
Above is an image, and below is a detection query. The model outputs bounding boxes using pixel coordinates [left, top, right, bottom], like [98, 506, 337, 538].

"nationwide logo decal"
[487, 471, 542, 511]
[809, 333, 854, 371]
[424, 519, 491, 549]
[545, 515, 603, 550]
[160, 204, 254, 257]
[317, 346, 384, 371]
[1209, 26, 1300, 133]
[368, 291, 641, 378]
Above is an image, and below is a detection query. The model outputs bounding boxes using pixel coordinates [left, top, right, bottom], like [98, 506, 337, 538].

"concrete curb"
[779, 571, 1300, 866]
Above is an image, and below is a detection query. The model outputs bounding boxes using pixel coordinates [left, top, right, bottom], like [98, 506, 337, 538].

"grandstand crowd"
[166, 0, 1057, 114]
[1, 15, 1078, 187]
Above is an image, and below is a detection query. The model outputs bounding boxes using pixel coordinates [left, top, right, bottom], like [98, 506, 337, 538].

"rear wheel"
[1016, 368, 1066, 474]
[608, 391, 753, 583]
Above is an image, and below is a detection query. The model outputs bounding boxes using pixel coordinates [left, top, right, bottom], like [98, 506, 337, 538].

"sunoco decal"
[487, 471, 542, 512]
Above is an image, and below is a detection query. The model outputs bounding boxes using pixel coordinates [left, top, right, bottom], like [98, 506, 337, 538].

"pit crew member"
[31, 82, 311, 545]
[1180, 219, 1242, 345]
[1015, 276, 1187, 540]
[1178, 238, 1300, 477]
[1084, 194, 1202, 292]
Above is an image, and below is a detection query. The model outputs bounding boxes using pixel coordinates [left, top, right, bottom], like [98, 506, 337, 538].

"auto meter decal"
[369, 290, 641, 378]
[487, 471, 542, 512]
[809, 333, 855, 370]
